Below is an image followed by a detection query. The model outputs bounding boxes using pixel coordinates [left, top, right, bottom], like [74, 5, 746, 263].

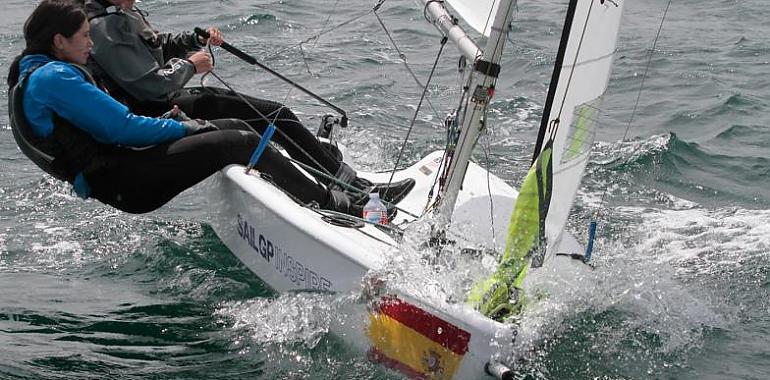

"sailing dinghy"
[207, 0, 625, 378]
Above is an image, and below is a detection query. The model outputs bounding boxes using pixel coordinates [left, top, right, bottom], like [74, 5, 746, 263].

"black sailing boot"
[330, 163, 416, 205]
[350, 176, 416, 205]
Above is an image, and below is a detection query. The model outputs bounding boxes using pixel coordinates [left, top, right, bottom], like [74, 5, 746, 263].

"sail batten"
[563, 52, 618, 68]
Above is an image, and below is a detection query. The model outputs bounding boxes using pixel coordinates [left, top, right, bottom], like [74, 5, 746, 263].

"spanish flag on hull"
[367, 296, 471, 380]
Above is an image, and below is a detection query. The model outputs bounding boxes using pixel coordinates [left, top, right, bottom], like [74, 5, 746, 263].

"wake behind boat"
[206, 0, 625, 378]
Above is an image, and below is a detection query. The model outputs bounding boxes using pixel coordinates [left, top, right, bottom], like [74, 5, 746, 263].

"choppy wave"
[586, 132, 770, 208]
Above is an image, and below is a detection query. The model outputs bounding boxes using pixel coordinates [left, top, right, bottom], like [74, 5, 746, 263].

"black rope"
[204, 70, 337, 179]
[386, 36, 449, 191]
[263, 0, 388, 61]
[596, 0, 671, 210]
[373, 10, 444, 123]
[622, 0, 670, 142]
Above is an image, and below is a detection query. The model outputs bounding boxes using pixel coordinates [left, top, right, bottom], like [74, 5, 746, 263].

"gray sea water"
[1, 0, 769, 379]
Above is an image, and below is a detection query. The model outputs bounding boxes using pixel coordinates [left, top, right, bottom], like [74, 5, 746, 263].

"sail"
[468, 0, 624, 321]
[445, 0, 500, 37]
[529, 0, 625, 264]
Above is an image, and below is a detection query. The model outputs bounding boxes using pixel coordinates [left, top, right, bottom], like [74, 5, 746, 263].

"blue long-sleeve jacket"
[19, 54, 188, 197]
[21, 54, 186, 146]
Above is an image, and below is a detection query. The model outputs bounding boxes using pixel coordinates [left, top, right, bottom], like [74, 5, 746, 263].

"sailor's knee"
[210, 118, 253, 132]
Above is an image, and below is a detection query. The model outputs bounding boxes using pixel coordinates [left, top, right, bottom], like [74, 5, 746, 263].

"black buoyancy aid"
[8, 63, 112, 183]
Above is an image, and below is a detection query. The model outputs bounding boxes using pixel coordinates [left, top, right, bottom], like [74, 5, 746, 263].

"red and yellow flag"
[367, 296, 470, 380]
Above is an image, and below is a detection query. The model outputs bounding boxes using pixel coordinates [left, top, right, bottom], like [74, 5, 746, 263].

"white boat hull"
[205, 151, 590, 379]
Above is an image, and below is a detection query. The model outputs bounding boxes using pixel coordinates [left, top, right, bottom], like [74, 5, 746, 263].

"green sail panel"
[467, 144, 553, 321]
[563, 99, 601, 163]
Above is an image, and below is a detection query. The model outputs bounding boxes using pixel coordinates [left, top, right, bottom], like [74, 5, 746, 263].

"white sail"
[533, 0, 625, 263]
[468, 0, 625, 320]
[445, 0, 500, 37]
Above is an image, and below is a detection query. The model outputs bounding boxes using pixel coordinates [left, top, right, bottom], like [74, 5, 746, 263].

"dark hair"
[7, 0, 87, 87]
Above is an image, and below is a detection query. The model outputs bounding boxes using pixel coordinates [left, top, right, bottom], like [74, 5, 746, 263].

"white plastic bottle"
[362, 192, 388, 224]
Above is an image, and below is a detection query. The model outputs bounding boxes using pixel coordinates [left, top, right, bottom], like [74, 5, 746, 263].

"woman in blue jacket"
[6, 0, 372, 215]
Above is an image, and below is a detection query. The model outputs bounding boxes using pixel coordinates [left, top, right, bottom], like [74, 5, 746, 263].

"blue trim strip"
[583, 221, 597, 263]
[247, 122, 276, 169]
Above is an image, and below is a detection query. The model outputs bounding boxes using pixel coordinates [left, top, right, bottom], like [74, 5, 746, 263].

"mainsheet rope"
[374, 9, 450, 197]
[192, 1, 396, 191]
[374, 11, 445, 123]
[111, 1, 432, 231]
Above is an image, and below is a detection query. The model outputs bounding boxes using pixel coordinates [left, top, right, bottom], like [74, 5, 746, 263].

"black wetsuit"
[130, 86, 342, 179]
[87, 118, 328, 214]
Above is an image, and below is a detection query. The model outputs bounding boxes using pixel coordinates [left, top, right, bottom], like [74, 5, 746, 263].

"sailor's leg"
[171, 90, 416, 204]
[85, 120, 328, 214]
[170, 87, 341, 173]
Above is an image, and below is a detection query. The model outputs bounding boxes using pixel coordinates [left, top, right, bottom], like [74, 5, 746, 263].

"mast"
[427, 0, 518, 223]
[422, 1, 483, 62]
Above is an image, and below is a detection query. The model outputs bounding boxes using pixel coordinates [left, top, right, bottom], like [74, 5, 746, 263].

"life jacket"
[8, 63, 112, 183]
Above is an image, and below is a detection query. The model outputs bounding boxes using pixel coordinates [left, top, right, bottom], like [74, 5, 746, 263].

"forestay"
[445, 0, 500, 37]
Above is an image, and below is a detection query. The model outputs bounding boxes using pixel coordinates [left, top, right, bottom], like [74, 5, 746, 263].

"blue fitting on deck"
[246, 122, 277, 171]
[583, 221, 597, 263]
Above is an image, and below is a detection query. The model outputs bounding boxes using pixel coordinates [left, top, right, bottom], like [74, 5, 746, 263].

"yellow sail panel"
[563, 100, 601, 163]
[467, 145, 553, 321]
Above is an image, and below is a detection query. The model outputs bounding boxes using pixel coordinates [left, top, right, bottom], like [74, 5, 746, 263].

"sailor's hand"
[161, 105, 192, 121]
[188, 51, 213, 73]
[202, 27, 224, 46]
[170, 105, 182, 118]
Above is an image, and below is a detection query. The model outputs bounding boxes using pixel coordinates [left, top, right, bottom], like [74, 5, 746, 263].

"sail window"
[562, 97, 602, 163]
